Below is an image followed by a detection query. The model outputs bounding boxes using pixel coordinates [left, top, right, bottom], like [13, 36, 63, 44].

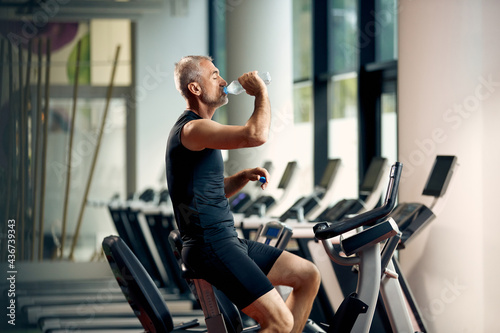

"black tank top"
[165, 111, 237, 245]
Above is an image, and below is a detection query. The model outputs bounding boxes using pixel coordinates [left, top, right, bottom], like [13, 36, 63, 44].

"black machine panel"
[359, 157, 388, 195]
[422, 155, 457, 197]
[229, 192, 252, 213]
[314, 199, 364, 223]
[392, 155, 457, 248]
[319, 158, 342, 190]
[279, 159, 342, 222]
[243, 195, 276, 217]
[277, 161, 298, 189]
[390, 203, 435, 248]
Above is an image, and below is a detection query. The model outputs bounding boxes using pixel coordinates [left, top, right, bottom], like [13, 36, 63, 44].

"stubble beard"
[200, 89, 228, 109]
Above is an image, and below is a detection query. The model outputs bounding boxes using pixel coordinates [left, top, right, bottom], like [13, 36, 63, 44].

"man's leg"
[267, 251, 322, 333]
[241, 288, 294, 333]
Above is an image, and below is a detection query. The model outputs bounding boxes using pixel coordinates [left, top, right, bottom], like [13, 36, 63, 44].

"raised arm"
[182, 71, 271, 151]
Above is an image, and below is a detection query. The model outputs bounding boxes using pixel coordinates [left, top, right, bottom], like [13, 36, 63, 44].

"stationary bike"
[102, 162, 413, 332]
[313, 162, 420, 332]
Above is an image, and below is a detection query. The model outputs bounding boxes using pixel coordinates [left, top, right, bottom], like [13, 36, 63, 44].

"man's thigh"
[183, 238, 278, 309]
[266, 250, 316, 287]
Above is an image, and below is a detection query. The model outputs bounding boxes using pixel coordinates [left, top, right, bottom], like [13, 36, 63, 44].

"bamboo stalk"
[18, 44, 25, 261]
[68, 45, 121, 261]
[0, 38, 4, 112]
[1, 38, 11, 262]
[31, 39, 43, 261]
[24, 39, 33, 261]
[0, 39, 4, 258]
[38, 38, 51, 261]
[6, 41, 13, 238]
[60, 40, 81, 259]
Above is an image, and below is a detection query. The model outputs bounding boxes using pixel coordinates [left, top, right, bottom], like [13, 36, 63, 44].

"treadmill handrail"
[314, 162, 402, 240]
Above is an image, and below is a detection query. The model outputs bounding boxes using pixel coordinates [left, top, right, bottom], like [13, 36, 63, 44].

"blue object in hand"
[259, 176, 266, 184]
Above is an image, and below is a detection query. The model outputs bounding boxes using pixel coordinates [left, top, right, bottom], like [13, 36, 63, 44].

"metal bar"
[126, 22, 137, 197]
[38, 38, 51, 261]
[18, 43, 25, 261]
[60, 40, 81, 259]
[68, 45, 121, 260]
[1, 38, 10, 262]
[0, 38, 4, 110]
[0, 38, 6, 231]
[6, 40, 14, 237]
[24, 39, 33, 261]
[31, 38, 43, 261]
[44, 85, 130, 99]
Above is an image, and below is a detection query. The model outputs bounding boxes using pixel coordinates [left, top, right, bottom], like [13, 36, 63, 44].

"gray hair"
[174, 55, 213, 99]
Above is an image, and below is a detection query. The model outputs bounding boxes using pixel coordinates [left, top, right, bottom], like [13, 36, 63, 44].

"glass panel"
[330, 73, 358, 119]
[381, 91, 397, 163]
[293, 81, 313, 123]
[293, 0, 312, 81]
[210, 0, 228, 125]
[331, 0, 358, 73]
[90, 19, 132, 86]
[328, 73, 359, 199]
[292, 0, 313, 192]
[375, 0, 398, 61]
[0, 24, 131, 262]
[4, 20, 133, 87]
[293, 0, 312, 124]
[45, 98, 126, 261]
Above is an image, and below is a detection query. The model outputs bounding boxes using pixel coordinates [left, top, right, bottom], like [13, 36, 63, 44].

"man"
[166, 55, 321, 333]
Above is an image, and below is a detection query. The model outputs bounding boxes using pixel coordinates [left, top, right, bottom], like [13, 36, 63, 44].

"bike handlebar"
[314, 162, 403, 240]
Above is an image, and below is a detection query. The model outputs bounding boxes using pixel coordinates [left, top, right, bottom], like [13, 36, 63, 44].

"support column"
[225, 0, 294, 177]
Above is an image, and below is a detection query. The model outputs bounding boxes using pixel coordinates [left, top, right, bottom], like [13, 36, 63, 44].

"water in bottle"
[224, 72, 272, 95]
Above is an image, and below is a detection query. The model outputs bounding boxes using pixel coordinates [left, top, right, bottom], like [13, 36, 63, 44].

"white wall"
[398, 0, 500, 331]
[135, 0, 208, 191]
[225, 0, 314, 205]
[480, 2, 500, 331]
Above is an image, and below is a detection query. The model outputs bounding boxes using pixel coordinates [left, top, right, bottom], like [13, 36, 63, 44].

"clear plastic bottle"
[223, 72, 272, 95]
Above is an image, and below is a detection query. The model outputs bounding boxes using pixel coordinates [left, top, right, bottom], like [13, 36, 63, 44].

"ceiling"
[0, 0, 172, 20]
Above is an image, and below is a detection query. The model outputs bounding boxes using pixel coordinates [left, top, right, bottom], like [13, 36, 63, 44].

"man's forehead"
[201, 59, 218, 74]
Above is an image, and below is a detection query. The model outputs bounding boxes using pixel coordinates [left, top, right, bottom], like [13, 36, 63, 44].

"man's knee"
[277, 309, 294, 332]
[307, 261, 321, 287]
[269, 252, 321, 291]
[242, 289, 293, 332]
[292, 260, 321, 290]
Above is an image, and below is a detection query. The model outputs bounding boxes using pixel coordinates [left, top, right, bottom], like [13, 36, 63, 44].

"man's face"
[198, 59, 228, 108]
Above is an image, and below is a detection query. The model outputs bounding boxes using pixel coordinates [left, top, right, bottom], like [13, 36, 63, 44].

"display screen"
[265, 227, 281, 237]
[278, 161, 298, 189]
[231, 192, 247, 206]
[360, 157, 387, 193]
[422, 155, 457, 197]
[319, 159, 341, 189]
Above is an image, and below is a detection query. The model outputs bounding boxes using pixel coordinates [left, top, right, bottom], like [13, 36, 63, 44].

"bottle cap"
[259, 176, 266, 184]
[223, 86, 228, 95]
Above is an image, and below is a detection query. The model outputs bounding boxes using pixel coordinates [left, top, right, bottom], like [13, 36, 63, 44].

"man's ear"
[188, 82, 202, 96]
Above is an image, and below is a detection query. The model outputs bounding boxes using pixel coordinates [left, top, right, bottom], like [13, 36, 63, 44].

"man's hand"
[238, 71, 267, 96]
[224, 167, 270, 197]
[245, 167, 270, 190]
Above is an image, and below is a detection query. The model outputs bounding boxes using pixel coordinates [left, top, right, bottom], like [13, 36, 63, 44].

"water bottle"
[224, 72, 272, 95]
